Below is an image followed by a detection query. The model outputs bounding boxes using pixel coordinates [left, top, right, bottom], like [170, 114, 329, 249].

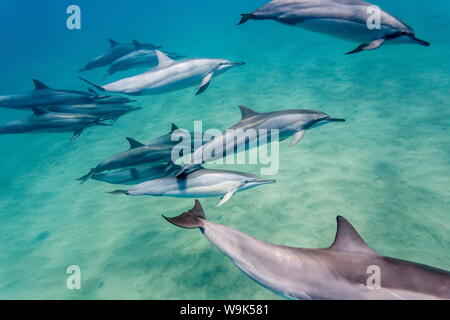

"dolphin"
[91, 164, 181, 185]
[0, 80, 110, 110]
[79, 50, 245, 96]
[42, 104, 141, 123]
[110, 168, 275, 206]
[104, 49, 186, 78]
[147, 123, 213, 148]
[79, 39, 162, 72]
[164, 201, 450, 300]
[0, 108, 109, 140]
[78, 138, 178, 184]
[238, 0, 430, 54]
[177, 105, 345, 176]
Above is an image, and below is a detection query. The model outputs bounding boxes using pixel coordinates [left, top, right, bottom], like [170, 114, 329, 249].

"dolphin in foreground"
[92, 164, 181, 185]
[104, 49, 186, 78]
[79, 50, 245, 96]
[164, 201, 450, 300]
[42, 104, 141, 123]
[79, 39, 162, 72]
[0, 108, 109, 140]
[110, 168, 275, 206]
[78, 138, 177, 184]
[177, 105, 345, 176]
[0, 80, 109, 110]
[238, 0, 430, 54]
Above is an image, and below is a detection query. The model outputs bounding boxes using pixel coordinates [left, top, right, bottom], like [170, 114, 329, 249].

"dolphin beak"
[325, 118, 346, 122]
[257, 179, 276, 185]
[230, 62, 245, 67]
[410, 35, 430, 47]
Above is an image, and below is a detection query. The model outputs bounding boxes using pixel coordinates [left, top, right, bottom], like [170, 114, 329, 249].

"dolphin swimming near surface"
[104, 49, 186, 78]
[177, 105, 345, 176]
[164, 201, 450, 300]
[0, 108, 109, 140]
[42, 104, 141, 122]
[111, 168, 275, 206]
[91, 164, 181, 185]
[0, 80, 109, 110]
[79, 50, 245, 96]
[238, 0, 430, 54]
[78, 138, 179, 184]
[79, 39, 162, 72]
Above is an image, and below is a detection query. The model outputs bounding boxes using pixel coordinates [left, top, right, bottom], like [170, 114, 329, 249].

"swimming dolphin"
[79, 39, 162, 72]
[238, 0, 430, 54]
[110, 168, 275, 206]
[104, 49, 186, 78]
[79, 50, 245, 96]
[91, 164, 181, 185]
[164, 201, 450, 300]
[0, 80, 109, 110]
[78, 138, 178, 184]
[42, 104, 141, 122]
[0, 108, 109, 140]
[177, 105, 345, 176]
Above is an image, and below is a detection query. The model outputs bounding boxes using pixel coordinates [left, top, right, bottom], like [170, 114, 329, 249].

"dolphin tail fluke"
[78, 168, 96, 184]
[238, 14, 254, 25]
[78, 76, 105, 92]
[163, 200, 206, 229]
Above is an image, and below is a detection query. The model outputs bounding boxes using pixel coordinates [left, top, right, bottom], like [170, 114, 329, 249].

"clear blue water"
[0, 0, 449, 299]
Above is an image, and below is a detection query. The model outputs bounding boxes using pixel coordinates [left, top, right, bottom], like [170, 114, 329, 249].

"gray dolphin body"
[239, 0, 430, 54]
[79, 138, 177, 184]
[178, 105, 345, 175]
[92, 164, 181, 185]
[0, 80, 108, 110]
[79, 39, 161, 72]
[42, 104, 141, 122]
[105, 49, 186, 78]
[80, 50, 245, 96]
[111, 169, 275, 206]
[0, 108, 108, 140]
[165, 201, 450, 300]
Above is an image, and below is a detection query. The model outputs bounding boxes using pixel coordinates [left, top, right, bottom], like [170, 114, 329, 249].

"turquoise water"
[0, 0, 449, 299]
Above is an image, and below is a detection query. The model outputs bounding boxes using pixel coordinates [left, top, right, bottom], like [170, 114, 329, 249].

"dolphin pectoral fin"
[196, 72, 214, 95]
[72, 129, 84, 140]
[217, 189, 237, 207]
[290, 130, 305, 147]
[346, 39, 385, 55]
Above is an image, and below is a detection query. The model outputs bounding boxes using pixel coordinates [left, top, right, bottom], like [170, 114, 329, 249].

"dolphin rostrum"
[79, 50, 245, 96]
[164, 201, 450, 300]
[104, 49, 186, 78]
[0, 108, 109, 140]
[177, 105, 345, 176]
[238, 0, 430, 54]
[110, 168, 275, 206]
[0, 80, 109, 110]
[78, 138, 178, 184]
[79, 39, 162, 72]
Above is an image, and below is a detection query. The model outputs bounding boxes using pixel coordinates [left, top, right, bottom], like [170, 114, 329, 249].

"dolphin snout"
[230, 62, 245, 66]
[325, 117, 346, 122]
[411, 35, 430, 47]
[258, 179, 276, 185]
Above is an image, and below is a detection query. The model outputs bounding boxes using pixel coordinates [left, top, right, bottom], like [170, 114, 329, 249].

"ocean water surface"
[0, 0, 449, 299]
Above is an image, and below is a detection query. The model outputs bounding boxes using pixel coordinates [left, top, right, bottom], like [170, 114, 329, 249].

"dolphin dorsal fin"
[31, 107, 47, 115]
[108, 39, 119, 47]
[88, 88, 97, 94]
[171, 123, 179, 133]
[155, 50, 175, 68]
[329, 216, 377, 255]
[132, 40, 143, 49]
[126, 137, 145, 149]
[239, 105, 258, 120]
[33, 79, 49, 90]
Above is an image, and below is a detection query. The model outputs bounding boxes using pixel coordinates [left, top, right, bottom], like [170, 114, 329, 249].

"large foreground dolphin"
[238, 0, 430, 54]
[0, 108, 109, 140]
[105, 49, 186, 78]
[79, 39, 161, 72]
[78, 138, 176, 184]
[0, 80, 109, 110]
[111, 168, 275, 206]
[42, 104, 141, 122]
[177, 105, 345, 175]
[79, 50, 245, 96]
[164, 201, 450, 300]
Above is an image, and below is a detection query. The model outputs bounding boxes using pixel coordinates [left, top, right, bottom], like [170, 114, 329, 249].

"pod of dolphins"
[1, 0, 448, 300]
